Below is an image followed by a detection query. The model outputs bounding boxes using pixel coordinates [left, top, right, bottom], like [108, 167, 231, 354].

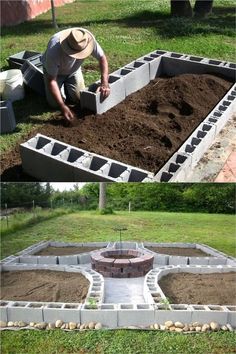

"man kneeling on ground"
[42, 27, 110, 122]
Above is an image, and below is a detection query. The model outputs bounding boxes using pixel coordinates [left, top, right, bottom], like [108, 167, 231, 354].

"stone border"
[20, 134, 153, 182]
[140, 242, 235, 266]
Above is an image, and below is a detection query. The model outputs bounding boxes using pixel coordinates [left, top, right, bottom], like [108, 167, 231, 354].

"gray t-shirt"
[42, 29, 104, 77]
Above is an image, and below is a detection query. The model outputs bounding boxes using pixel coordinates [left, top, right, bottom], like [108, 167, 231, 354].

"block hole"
[36, 136, 51, 149]
[90, 157, 107, 171]
[189, 56, 203, 62]
[67, 149, 84, 163]
[128, 170, 148, 182]
[108, 163, 127, 178]
[209, 60, 221, 65]
[169, 163, 180, 173]
[51, 143, 67, 156]
[160, 172, 173, 182]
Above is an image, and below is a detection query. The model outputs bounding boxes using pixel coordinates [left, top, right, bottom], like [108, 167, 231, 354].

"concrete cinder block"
[137, 53, 163, 80]
[58, 255, 78, 265]
[153, 254, 169, 266]
[189, 257, 209, 265]
[21, 57, 45, 96]
[114, 242, 137, 250]
[160, 56, 235, 81]
[19, 256, 38, 264]
[225, 306, 236, 327]
[0, 100, 16, 134]
[37, 256, 58, 265]
[154, 152, 192, 182]
[80, 75, 125, 114]
[180, 124, 216, 169]
[43, 303, 81, 323]
[7, 50, 41, 69]
[155, 306, 192, 324]
[78, 254, 91, 264]
[112, 60, 150, 96]
[7, 301, 44, 323]
[117, 304, 155, 327]
[208, 257, 227, 265]
[81, 304, 118, 327]
[168, 256, 188, 266]
[190, 305, 228, 325]
[0, 301, 9, 322]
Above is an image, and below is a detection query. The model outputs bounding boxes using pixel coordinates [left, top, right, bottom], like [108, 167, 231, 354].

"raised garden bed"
[0, 73, 233, 181]
[34, 246, 102, 256]
[0, 270, 89, 303]
[159, 272, 236, 305]
[146, 246, 212, 257]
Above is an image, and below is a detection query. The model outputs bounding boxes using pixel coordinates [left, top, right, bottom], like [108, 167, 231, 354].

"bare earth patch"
[146, 247, 212, 257]
[0, 270, 89, 303]
[35, 246, 102, 256]
[159, 272, 236, 305]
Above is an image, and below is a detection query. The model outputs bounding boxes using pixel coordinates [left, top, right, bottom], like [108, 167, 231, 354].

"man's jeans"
[43, 68, 85, 108]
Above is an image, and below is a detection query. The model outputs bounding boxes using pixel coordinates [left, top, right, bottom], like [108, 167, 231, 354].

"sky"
[50, 183, 85, 191]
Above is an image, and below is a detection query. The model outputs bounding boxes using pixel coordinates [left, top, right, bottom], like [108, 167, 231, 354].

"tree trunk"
[194, 0, 213, 17]
[171, 0, 193, 17]
[99, 183, 106, 210]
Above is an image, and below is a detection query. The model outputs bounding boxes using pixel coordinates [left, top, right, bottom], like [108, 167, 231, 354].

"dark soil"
[34, 246, 102, 256]
[146, 247, 212, 257]
[103, 254, 136, 259]
[0, 270, 89, 303]
[1, 73, 232, 181]
[159, 272, 236, 305]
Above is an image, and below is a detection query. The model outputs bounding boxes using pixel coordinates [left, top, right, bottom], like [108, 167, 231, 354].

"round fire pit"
[91, 249, 154, 278]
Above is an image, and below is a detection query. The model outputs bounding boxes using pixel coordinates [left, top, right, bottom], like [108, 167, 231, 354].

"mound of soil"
[1, 73, 232, 181]
[159, 272, 236, 305]
[147, 247, 212, 257]
[35, 246, 102, 256]
[0, 270, 89, 303]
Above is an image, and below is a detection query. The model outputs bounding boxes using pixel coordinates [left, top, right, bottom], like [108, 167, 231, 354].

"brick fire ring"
[91, 248, 154, 278]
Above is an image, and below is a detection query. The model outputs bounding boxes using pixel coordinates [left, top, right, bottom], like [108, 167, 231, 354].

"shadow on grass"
[12, 89, 52, 126]
[1, 6, 234, 40]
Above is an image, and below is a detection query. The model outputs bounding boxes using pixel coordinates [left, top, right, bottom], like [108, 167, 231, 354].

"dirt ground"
[146, 247, 212, 257]
[35, 246, 102, 256]
[103, 254, 136, 259]
[159, 272, 236, 305]
[1, 73, 233, 181]
[0, 270, 89, 303]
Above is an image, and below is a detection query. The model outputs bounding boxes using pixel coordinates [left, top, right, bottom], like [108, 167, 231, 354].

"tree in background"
[1, 183, 53, 208]
[171, 0, 214, 18]
[99, 183, 107, 210]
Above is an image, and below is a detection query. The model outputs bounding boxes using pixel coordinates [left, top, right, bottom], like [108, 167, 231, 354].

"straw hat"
[59, 28, 94, 59]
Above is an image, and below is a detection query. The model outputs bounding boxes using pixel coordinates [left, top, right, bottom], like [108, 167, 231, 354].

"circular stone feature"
[91, 249, 154, 278]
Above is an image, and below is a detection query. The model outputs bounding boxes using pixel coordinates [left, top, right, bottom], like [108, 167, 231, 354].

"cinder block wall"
[1, 0, 75, 27]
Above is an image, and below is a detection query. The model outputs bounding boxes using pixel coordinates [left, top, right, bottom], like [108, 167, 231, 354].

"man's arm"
[46, 73, 74, 122]
[98, 55, 110, 99]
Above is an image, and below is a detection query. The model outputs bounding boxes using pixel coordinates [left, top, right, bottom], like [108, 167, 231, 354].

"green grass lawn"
[1, 210, 236, 353]
[0, 0, 235, 153]
[1, 329, 236, 354]
[1, 210, 235, 258]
